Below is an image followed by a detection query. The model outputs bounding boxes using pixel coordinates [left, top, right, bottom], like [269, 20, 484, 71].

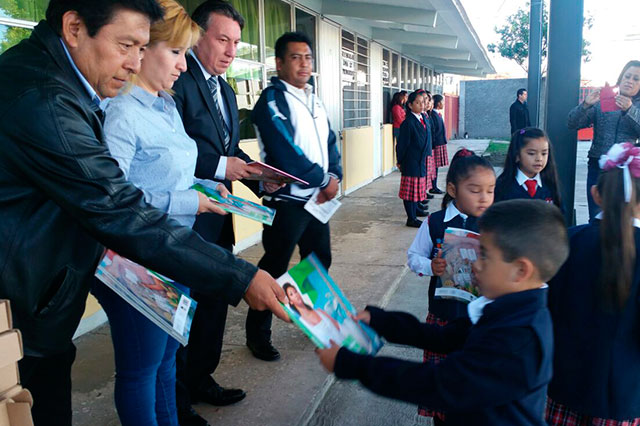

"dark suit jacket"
[509, 100, 531, 135]
[173, 54, 259, 247]
[396, 113, 430, 177]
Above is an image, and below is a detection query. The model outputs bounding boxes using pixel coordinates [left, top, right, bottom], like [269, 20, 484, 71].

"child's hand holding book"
[316, 340, 341, 373]
[431, 251, 447, 276]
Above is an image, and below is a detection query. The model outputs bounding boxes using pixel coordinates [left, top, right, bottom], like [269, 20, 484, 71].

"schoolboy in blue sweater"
[317, 200, 569, 425]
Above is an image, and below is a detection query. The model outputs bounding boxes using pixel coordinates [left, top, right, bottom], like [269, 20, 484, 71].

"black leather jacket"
[0, 21, 257, 357]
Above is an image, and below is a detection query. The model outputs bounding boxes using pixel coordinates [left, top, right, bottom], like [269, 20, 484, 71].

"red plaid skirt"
[399, 176, 426, 202]
[423, 156, 435, 192]
[433, 145, 449, 168]
[546, 397, 640, 426]
[417, 312, 448, 420]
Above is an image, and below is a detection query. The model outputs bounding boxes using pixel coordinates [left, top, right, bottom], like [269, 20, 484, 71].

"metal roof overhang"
[322, 0, 495, 77]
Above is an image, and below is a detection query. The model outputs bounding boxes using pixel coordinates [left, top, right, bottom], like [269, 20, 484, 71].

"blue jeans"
[92, 280, 186, 426]
[587, 157, 601, 222]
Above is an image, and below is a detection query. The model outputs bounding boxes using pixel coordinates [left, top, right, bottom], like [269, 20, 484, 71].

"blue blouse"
[104, 85, 216, 228]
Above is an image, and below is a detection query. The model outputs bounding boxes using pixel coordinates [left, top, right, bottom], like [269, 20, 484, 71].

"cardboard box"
[0, 301, 11, 334]
[0, 364, 18, 395]
[0, 331, 22, 369]
[0, 388, 33, 426]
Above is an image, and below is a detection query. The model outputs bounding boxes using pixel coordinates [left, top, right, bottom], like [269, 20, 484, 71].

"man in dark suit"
[509, 88, 531, 135]
[172, 2, 280, 425]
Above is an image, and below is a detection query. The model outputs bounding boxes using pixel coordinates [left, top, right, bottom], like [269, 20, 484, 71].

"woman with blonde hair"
[92, 1, 227, 424]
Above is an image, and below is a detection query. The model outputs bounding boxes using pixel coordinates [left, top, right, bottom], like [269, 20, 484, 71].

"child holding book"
[495, 127, 562, 209]
[546, 142, 640, 425]
[317, 200, 569, 426]
[406, 149, 495, 423]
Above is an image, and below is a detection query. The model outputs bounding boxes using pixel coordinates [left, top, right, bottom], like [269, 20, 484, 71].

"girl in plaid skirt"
[407, 150, 495, 424]
[547, 142, 640, 425]
[397, 91, 431, 228]
[430, 94, 448, 194]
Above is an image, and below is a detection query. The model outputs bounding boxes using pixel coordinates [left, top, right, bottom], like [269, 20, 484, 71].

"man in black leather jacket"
[0, 1, 287, 424]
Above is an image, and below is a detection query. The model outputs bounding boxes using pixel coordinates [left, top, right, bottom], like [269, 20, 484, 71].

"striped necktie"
[207, 75, 230, 150]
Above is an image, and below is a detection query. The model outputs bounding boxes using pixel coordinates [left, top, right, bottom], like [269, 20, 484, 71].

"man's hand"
[431, 251, 447, 276]
[616, 95, 633, 111]
[225, 157, 263, 181]
[584, 89, 600, 107]
[243, 269, 290, 322]
[315, 341, 341, 373]
[263, 181, 285, 194]
[316, 177, 339, 204]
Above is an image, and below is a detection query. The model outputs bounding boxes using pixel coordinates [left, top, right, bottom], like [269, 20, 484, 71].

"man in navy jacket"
[318, 200, 569, 425]
[251, 32, 342, 356]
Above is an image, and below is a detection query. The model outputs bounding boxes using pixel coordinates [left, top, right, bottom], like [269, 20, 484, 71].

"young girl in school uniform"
[494, 127, 562, 209]
[430, 94, 449, 194]
[407, 149, 495, 424]
[421, 90, 436, 205]
[397, 91, 431, 228]
[546, 142, 640, 425]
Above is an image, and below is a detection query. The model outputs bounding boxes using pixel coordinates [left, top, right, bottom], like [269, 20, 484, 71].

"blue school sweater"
[548, 221, 640, 419]
[335, 288, 553, 426]
[495, 170, 557, 206]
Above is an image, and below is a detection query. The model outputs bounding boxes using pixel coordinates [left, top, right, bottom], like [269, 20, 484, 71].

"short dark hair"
[275, 31, 313, 60]
[517, 88, 527, 97]
[479, 199, 568, 282]
[46, 0, 164, 37]
[192, 0, 244, 31]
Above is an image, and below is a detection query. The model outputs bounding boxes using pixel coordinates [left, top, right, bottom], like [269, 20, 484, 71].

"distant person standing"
[429, 94, 448, 194]
[391, 91, 408, 141]
[510, 88, 531, 135]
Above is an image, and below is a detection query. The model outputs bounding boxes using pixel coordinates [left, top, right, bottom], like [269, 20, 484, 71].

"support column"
[527, 0, 543, 126]
[544, 0, 584, 225]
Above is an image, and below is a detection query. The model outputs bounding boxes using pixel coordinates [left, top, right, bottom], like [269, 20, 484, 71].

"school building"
[0, 0, 494, 335]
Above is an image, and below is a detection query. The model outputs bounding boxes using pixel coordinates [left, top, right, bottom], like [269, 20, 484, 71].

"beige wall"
[81, 294, 102, 319]
[232, 140, 264, 244]
[341, 127, 375, 192]
[382, 124, 394, 174]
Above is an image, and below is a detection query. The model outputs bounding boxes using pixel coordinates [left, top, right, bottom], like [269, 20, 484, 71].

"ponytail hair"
[442, 149, 495, 209]
[404, 90, 422, 113]
[495, 127, 562, 208]
[597, 168, 640, 309]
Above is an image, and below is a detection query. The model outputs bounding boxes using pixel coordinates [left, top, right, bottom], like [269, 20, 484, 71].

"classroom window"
[341, 29, 370, 128]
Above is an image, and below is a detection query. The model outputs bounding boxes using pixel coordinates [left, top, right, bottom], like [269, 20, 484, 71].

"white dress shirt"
[516, 168, 542, 191]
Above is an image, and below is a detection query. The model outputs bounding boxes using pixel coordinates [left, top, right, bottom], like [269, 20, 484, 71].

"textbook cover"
[436, 227, 481, 303]
[95, 250, 196, 345]
[277, 254, 383, 355]
[191, 183, 276, 226]
[246, 161, 309, 186]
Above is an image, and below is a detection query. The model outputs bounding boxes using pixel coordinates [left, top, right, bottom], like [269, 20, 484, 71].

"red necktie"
[420, 117, 426, 128]
[525, 179, 537, 197]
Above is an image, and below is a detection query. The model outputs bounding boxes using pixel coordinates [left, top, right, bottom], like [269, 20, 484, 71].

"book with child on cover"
[436, 227, 481, 303]
[191, 182, 276, 226]
[277, 254, 383, 355]
[94, 250, 197, 345]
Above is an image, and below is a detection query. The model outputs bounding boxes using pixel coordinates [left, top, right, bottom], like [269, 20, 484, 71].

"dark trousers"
[19, 345, 76, 426]
[175, 242, 232, 408]
[587, 157, 601, 222]
[247, 199, 332, 342]
[432, 167, 439, 188]
[403, 200, 417, 221]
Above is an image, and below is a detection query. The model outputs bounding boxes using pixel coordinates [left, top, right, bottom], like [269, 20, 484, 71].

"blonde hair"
[150, 0, 201, 48]
[129, 0, 201, 90]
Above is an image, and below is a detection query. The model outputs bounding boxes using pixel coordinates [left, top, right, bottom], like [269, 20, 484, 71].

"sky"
[459, 0, 640, 86]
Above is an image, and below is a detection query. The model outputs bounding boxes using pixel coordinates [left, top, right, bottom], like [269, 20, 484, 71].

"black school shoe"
[416, 208, 429, 217]
[425, 193, 435, 199]
[406, 218, 423, 228]
[429, 187, 444, 195]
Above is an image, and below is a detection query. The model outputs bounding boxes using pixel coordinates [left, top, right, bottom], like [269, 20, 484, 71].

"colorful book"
[191, 183, 276, 226]
[246, 161, 309, 186]
[436, 227, 481, 303]
[94, 250, 196, 345]
[277, 254, 383, 355]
